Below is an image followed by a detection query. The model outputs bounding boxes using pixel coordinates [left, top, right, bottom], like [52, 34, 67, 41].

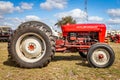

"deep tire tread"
[8, 21, 55, 68]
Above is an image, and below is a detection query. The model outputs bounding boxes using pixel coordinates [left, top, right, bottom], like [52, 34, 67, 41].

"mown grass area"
[0, 42, 120, 80]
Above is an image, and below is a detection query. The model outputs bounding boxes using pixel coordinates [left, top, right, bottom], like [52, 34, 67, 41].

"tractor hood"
[61, 23, 106, 42]
[61, 23, 106, 32]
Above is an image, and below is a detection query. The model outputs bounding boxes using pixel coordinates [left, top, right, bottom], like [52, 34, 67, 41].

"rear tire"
[87, 43, 115, 68]
[8, 21, 55, 68]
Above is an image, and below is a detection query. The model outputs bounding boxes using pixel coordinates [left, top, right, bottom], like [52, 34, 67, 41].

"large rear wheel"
[8, 21, 55, 68]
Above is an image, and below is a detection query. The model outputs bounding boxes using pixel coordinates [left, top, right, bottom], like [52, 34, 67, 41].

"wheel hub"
[92, 49, 110, 65]
[28, 43, 36, 51]
[20, 37, 42, 58]
[16, 33, 47, 63]
[98, 54, 104, 59]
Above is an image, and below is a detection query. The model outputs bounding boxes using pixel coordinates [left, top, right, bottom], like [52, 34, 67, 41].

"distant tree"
[55, 16, 76, 27]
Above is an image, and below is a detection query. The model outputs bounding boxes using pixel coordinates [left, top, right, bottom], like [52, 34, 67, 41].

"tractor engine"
[67, 32, 98, 44]
[56, 23, 106, 52]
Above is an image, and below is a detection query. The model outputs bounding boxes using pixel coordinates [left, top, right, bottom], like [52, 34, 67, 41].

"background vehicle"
[0, 26, 12, 42]
[110, 34, 120, 43]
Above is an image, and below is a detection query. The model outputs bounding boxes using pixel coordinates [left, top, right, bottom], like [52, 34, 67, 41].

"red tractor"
[8, 21, 115, 68]
[110, 34, 120, 43]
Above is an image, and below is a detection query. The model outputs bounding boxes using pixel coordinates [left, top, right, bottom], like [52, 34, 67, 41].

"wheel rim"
[91, 48, 110, 66]
[16, 33, 46, 63]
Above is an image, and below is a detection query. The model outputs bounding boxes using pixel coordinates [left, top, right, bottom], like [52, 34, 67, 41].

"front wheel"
[87, 43, 115, 68]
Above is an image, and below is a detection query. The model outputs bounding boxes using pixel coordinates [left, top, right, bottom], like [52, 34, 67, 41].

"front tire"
[87, 43, 115, 68]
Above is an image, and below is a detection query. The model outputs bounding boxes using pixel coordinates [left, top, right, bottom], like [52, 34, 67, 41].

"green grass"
[0, 42, 120, 80]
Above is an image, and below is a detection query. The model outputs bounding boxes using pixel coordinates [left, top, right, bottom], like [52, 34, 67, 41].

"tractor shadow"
[53, 55, 82, 61]
[53, 54, 90, 67]
[3, 58, 21, 68]
[3, 55, 90, 68]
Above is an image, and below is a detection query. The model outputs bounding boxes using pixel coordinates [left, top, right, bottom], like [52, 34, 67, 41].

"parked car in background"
[0, 26, 12, 42]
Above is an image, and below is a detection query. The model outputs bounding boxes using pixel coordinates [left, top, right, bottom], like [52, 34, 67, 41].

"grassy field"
[0, 42, 120, 80]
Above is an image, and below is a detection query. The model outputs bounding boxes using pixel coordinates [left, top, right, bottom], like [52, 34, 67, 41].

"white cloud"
[88, 16, 104, 22]
[55, 8, 87, 22]
[107, 9, 120, 17]
[0, 15, 3, 19]
[15, 6, 22, 12]
[0, 15, 41, 29]
[55, 9, 104, 23]
[21, 2, 33, 10]
[25, 15, 40, 21]
[0, 1, 15, 15]
[107, 8, 120, 25]
[0, 1, 34, 17]
[40, 0, 67, 10]
[107, 18, 120, 24]
[11, 17, 23, 23]
[0, 17, 21, 29]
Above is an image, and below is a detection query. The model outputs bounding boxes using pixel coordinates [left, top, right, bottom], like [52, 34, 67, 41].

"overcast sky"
[0, 0, 120, 30]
